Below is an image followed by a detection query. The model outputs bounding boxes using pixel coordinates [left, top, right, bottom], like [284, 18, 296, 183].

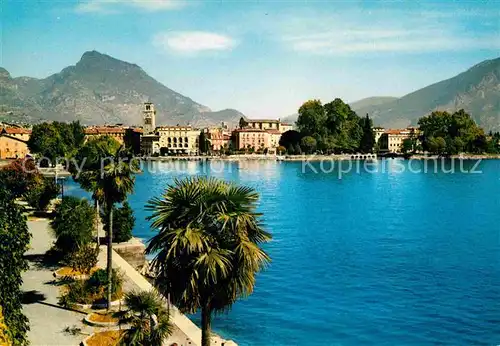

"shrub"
[0, 306, 11, 346]
[59, 269, 123, 307]
[67, 245, 98, 275]
[51, 196, 95, 254]
[24, 177, 60, 211]
[0, 187, 30, 345]
[102, 202, 135, 243]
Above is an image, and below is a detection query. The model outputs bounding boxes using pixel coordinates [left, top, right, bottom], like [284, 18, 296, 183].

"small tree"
[120, 291, 173, 346]
[51, 196, 95, 255]
[25, 177, 60, 211]
[0, 158, 39, 198]
[67, 244, 99, 274]
[287, 143, 294, 155]
[277, 145, 286, 155]
[102, 201, 135, 243]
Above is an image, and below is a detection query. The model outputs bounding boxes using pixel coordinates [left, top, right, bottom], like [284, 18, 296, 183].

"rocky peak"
[0, 67, 11, 80]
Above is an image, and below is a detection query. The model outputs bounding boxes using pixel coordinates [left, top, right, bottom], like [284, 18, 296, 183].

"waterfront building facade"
[157, 126, 200, 155]
[378, 128, 418, 153]
[85, 126, 126, 144]
[233, 128, 271, 150]
[206, 126, 231, 151]
[0, 127, 31, 159]
[142, 102, 156, 134]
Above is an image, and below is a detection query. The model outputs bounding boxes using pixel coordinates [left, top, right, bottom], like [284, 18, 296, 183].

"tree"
[72, 136, 137, 309]
[0, 187, 31, 345]
[199, 131, 210, 154]
[276, 146, 286, 155]
[146, 177, 271, 346]
[287, 143, 294, 155]
[300, 136, 317, 154]
[427, 136, 446, 155]
[102, 201, 135, 243]
[296, 100, 326, 137]
[401, 138, 414, 154]
[0, 158, 40, 198]
[359, 115, 375, 153]
[28, 121, 85, 165]
[24, 177, 60, 211]
[51, 196, 95, 255]
[120, 291, 173, 346]
[294, 143, 302, 155]
[279, 130, 301, 150]
[239, 117, 248, 129]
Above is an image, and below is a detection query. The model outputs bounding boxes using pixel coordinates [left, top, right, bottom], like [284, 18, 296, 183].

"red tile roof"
[1, 127, 31, 135]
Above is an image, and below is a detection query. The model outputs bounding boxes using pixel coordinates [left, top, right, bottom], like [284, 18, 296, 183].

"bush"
[0, 158, 40, 198]
[24, 177, 60, 211]
[67, 245, 98, 275]
[0, 306, 11, 346]
[0, 187, 30, 345]
[59, 269, 123, 307]
[51, 196, 95, 254]
[102, 201, 135, 243]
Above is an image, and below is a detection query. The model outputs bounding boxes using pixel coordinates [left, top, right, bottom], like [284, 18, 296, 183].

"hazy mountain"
[356, 57, 500, 131]
[0, 51, 243, 126]
[350, 97, 398, 111]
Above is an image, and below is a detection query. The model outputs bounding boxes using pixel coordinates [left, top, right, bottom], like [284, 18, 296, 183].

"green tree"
[24, 177, 60, 211]
[300, 136, 317, 154]
[199, 131, 210, 154]
[279, 130, 301, 150]
[120, 291, 173, 346]
[296, 100, 326, 137]
[146, 177, 271, 346]
[51, 196, 95, 255]
[427, 136, 446, 155]
[276, 145, 286, 155]
[102, 201, 135, 243]
[28, 121, 85, 164]
[401, 138, 414, 154]
[0, 158, 40, 198]
[72, 136, 137, 309]
[286, 143, 294, 155]
[359, 115, 375, 153]
[0, 187, 31, 345]
[239, 117, 248, 129]
[294, 143, 302, 155]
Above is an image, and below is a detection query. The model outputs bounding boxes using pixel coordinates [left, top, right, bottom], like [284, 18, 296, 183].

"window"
[146, 104, 151, 110]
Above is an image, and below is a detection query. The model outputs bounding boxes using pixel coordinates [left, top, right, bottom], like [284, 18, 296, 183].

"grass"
[88, 311, 120, 323]
[86, 330, 123, 346]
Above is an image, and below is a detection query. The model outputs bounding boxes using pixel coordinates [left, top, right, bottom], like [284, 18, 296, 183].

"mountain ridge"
[0, 50, 243, 127]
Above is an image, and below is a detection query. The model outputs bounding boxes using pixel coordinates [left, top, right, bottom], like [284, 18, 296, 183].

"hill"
[350, 97, 398, 111]
[0, 51, 243, 126]
[355, 57, 500, 131]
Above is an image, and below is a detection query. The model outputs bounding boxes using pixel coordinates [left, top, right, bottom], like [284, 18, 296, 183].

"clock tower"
[143, 102, 156, 134]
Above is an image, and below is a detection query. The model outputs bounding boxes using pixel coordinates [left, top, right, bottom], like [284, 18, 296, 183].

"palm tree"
[120, 290, 173, 346]
[72, 136, 137, 308]
[146, 177, 272, 346]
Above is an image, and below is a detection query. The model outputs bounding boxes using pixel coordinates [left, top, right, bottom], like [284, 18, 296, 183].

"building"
[206, 126, 231, 151]
[142, 102, 156, 134]
[124, 127, 143, 155]
[280, 123, 294, 133]
[245, 118, 293, 133]
[141, 133, 160, 156]
[233, 128, 271, 151]
[85, 126, 126, 144]
[0, 127, 31, 159]
[373, 126, 386, 144]
[378, 128, 418, 153]
[157, 126, 200, 155]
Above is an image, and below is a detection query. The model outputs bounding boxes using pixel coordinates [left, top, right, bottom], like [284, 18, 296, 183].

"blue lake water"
[66, 159, 500, 345]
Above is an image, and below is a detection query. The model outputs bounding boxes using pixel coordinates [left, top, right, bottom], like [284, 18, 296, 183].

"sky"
[2, 0, 499, 119]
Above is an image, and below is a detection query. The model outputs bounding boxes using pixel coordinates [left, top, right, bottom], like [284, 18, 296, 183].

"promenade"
[21, 217, 236, 346]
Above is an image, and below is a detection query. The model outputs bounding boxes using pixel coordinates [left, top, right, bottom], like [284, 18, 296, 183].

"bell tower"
[143, 102, 156, 134]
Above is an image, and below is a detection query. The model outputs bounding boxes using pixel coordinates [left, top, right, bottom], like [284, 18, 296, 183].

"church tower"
[143, 102, 156, 134]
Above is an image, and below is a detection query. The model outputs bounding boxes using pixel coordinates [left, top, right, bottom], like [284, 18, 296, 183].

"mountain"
[350, 96, 398, 111]
[0, 51, 243, 126]
[355, 57, 500, 131]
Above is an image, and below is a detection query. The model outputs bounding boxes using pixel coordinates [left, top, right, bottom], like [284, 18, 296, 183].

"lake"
[66, 158, 500, 345]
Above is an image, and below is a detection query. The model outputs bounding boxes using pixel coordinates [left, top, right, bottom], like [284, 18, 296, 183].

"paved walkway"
[22, 219, 92, 346]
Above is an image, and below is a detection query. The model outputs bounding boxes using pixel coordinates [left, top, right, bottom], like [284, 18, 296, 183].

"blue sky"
[2, 0, 499, 119]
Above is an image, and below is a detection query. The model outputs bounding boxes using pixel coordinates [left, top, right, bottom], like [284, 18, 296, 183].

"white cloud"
[272, 9, 500, 55]
[153, 31, 237, 54]
[76, 0, 185, 13]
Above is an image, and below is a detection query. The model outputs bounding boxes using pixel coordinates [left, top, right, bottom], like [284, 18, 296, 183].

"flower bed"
[53, 266, 97, 280]
[82, 330, 123, 346]
[84, 311, 120, 327]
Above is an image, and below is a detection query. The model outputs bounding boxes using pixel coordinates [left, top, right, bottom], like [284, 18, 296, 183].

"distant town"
[0, 101, 444, 160]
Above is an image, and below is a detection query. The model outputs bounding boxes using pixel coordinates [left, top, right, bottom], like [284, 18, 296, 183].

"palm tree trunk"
[201, 304, 212, 346]
[95, 199, 100, 248]
[106, 203, 113, 310]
